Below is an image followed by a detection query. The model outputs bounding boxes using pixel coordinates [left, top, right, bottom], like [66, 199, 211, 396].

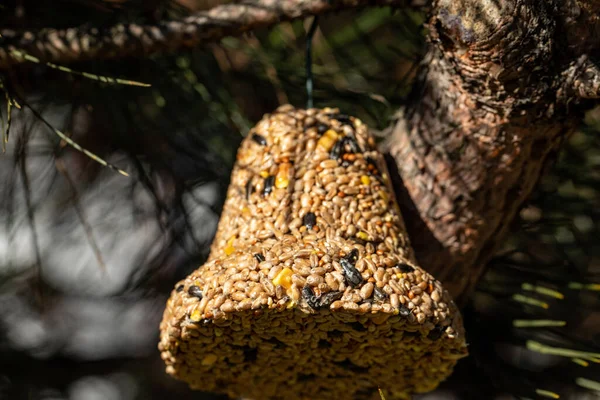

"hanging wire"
[306, 16, 319, 109]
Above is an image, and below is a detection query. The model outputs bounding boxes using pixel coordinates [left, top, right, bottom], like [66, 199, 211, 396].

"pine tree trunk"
[381, 0, 600, 304]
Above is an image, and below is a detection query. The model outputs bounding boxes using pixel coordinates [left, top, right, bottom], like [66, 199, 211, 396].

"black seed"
[403, 330, 420, 337]
[346, 249, 359, 262]
[318, 339, 332, 349]
[318, 291, 343, 308]
[245, 179, 254, 201]
[176, 284, 184, 292]
[302, 212, 317, 229]
[188, 285, 203, 299]
[427, 325, 446, 341]
[254, 253, 265, 262]
[397, 263, 415, 273]
[399, 305, 411, 317]
[317, 123, 329, 135]
[263, 175, 275, 195]
[373, 287, 388, 301]
[251, 133, 267, 146]
[344, 135, 361, 153]
[303, 286, 320, 309]
[329, 136, 362, 161]
[329, 139, 343, 159]
[303, 286, 342, 309]
[340, 249, 363, 287]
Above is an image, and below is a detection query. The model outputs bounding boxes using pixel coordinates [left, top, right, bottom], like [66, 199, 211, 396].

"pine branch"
[0, 0, 418, 69]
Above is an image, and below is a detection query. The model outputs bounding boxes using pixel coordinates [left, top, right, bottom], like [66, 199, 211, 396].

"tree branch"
[0, 0, 416, 69]
[381, 0, 600, 304]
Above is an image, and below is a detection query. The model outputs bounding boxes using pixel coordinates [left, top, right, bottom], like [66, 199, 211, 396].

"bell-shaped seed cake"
[159, 105, 468, 399]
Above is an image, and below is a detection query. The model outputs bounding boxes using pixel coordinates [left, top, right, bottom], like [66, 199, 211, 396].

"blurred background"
[0, 1, 598, 399]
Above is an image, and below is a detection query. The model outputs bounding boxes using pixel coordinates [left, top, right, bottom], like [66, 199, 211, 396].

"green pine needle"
[10, 50, 151, 87]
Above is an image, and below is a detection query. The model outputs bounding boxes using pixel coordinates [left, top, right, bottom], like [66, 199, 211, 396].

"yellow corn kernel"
[317, 129, 339, 151]
[190, 309, 202, 322]
[272, 267, 294, 290]
[259, 170, 269, 178]
[357, 231, 369, 240]
[201, 354, 218, 366]
[224, 236, 236, 256]
[275, 162, 292, 189]
[275, 177, 289, 189]
[360, 175, 371, 185]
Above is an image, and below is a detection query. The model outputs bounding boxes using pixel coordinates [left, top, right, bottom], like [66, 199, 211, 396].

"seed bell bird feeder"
[159, 105, 468, 399]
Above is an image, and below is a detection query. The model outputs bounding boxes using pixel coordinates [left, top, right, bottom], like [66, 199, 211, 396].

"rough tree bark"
[1, 0, 598, 303]
[0, 0, 415, 68]
[382, 0, 600, 304]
